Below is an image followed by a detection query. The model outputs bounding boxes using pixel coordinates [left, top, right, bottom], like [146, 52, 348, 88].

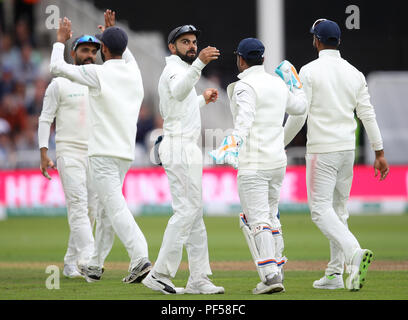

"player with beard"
[142, 25, 224, 295]
[38, 35, 100, 278]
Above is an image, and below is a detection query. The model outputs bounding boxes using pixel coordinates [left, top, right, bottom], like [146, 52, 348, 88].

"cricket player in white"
[39, 35, 100, 278]
[142, 25, 224, 295]
[283, 19, 389, 291]
[49, 12, 152, 284]
[210, 38, 307, 294]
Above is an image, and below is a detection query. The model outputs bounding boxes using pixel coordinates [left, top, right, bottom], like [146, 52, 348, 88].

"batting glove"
[209, 135, 243, 170]
[275, 60, 302, 92]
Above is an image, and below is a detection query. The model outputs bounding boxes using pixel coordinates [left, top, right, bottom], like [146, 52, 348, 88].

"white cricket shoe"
[184, 275, 225, 294]
[142, 272, 184, 295]
[78, 265, 104, 283]
[122, 259, 152, 284]
[346, 248, 374, 291]
[313, 274, 344, 289]
[253, 273, 285, 294]
[63, 264, 83, 278]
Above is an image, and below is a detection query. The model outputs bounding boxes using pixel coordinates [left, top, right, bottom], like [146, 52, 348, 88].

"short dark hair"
[314, 35, 340, 49]
[244, 56, 264, 67]
[319, 39, 340, 50]
[106, 45, 125, 56]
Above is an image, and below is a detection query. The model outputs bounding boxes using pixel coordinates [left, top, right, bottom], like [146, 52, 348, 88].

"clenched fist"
[203, 88, 218, 104]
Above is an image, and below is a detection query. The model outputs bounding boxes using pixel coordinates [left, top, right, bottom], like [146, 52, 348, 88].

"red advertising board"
[0, 166, 406, 214]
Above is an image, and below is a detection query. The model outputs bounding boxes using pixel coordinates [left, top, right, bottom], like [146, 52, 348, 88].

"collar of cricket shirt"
[103, 58, 126, 65]
[318, 49, 341, 58]
[237, 64, 265, 80]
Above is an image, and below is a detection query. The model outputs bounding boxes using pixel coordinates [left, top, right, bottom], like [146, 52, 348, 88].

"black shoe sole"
[123, 263, 152, 284]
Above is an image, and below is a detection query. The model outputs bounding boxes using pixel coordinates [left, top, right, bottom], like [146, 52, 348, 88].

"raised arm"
[168, 58, 206, 101]
[283, 68, 310, 146]
[286, 87, 307, 116]
[49, 17, 100, 89]
[168, 46, 219, 101]
[97, 9, 136, 64]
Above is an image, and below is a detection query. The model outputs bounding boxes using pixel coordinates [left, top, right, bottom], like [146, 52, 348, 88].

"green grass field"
[0, 214, 407, 301]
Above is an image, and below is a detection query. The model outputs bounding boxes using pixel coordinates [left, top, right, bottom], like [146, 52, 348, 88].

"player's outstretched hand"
[57, 17, 72, 43]
[198, 46, 220, 65]
[98, 9, 116, 33]
[203, 88, 218, 104]
[374, 150, 389, 181]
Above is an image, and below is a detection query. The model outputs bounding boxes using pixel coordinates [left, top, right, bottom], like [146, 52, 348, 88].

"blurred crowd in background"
[0, 0, 164, 168]
[0, 10, 47, 169]
[1, 0, 369, 170]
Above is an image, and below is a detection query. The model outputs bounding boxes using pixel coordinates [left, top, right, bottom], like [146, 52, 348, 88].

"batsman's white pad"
[274, 230, 284, 259]
[239, 213, 285, 282]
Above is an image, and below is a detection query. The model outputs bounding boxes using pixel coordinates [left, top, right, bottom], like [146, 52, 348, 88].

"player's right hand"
[56, 17, 73, 43]
[198, 46, 220, 65]
[98, 9, 116, 33]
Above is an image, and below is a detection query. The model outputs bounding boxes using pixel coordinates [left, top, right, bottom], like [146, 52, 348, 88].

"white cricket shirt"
[158, 55, 206, 140]
[284, 49, 383, 153]
[38, 77, 89, 158]
[50, 43, 144, 161]
[228, 65, 307, 170]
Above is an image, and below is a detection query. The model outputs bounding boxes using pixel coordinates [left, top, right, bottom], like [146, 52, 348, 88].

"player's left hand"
[56, 17, 73, 43]
[374, 150, 389, 181]
[203, 88, 218, 104]
[40, 154, 56, 180]
[98, 9, 116, 33]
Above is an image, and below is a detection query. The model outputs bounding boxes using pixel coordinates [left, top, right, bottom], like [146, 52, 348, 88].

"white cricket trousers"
[57, 155, 96, 266]
[88, 156, 149, 271]
[153, 136, 212, 279]
[237, 167, 286, 278]
[306, 151, 361, 275]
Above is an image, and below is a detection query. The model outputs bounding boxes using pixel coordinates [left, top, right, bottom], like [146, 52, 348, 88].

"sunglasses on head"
[72, 35, 101, 51]
[169, 25, 199, 44]
[310, 18, 327, 32]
